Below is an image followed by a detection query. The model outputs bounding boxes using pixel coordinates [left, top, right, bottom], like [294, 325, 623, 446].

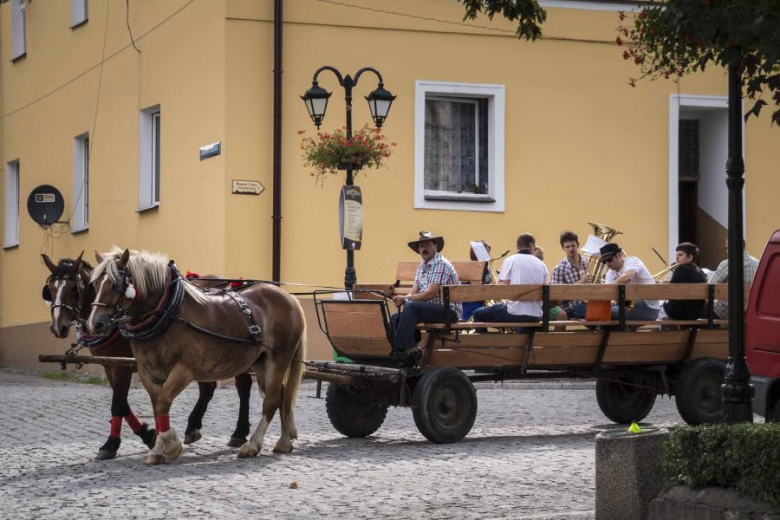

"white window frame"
[4, 161, 20, 249]
[11, 0, 26, 61]
[139, 106, 161, 211]
[415, 81, 505, 212]
[72, 0, 88, 28]
[72, 133, 89, 232]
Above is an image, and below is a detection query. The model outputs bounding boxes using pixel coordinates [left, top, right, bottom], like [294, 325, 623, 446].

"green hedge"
[663, 423, 780, 506]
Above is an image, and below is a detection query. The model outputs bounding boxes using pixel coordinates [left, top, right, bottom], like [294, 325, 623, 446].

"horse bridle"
[43, 275, 83, 320]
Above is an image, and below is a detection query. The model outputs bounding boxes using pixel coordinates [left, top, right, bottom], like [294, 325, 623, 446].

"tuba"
[583, 222, 623, 284]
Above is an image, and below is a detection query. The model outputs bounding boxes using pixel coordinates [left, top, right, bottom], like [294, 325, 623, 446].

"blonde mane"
[91, 246, 206, 304]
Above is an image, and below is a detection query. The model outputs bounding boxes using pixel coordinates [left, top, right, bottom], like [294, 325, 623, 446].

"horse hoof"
[136, 424, 157, 450]
[237, 444, 259, 458]
[272, 442, 294, 454]
[164, 442, 182, 462]
[184, 430, 202, 445]
[95, 449, 118, 460]
[227, 436, 246, 448]
[144, 454, 165, 465]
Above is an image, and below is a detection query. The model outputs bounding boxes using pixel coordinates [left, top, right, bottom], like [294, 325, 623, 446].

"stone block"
[596, 427, 668, 520]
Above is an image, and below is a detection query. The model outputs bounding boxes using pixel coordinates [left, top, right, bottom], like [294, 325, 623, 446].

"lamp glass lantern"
[301, 83, 332, 128]
[365, 85, 396, 128]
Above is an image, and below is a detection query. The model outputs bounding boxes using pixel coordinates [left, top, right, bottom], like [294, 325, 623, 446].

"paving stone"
[0, 371, 688, 519]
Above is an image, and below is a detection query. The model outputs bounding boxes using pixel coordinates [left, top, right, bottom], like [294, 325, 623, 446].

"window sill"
[2, 243, 19, 251]
[424, 194, 496, 203]
[71, 19, 88, 30]
[136, 203, 160, 214]
[11, 53, 26, 64]
[71, 226, 89, 235]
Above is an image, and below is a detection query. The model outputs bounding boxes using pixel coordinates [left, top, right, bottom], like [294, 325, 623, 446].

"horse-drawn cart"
[309, 260, 730, 444]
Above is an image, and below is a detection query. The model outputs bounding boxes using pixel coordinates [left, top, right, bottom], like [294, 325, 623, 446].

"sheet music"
[581, 235, 608, 256]
[470, 241, 491, 261]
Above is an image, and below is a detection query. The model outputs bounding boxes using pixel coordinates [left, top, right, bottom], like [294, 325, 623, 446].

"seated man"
[600, 243, 660, 321]
[663, 242, 708, 320]
[550, 230, 590, 320]
[462, 240, 492, 321]
[709, 239, 760, 320]
[472, 233, 548, 331]
[390, 231, 461, 362]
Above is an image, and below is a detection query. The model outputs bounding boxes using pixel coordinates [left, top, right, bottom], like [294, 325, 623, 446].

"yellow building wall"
[0, 0, 227, 337]
[224, 0, 779, 292]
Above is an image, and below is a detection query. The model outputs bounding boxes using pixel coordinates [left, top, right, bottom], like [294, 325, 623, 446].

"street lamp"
[721, 62, 754, 423]
[301, 66, 396, 290]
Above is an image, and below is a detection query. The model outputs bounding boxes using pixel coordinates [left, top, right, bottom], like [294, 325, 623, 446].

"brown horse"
[42, 253, 255, 460]
[86, 248, 306, 465]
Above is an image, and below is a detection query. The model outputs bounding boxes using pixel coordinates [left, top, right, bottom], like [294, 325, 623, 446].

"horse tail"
[282, 303, 307, 440]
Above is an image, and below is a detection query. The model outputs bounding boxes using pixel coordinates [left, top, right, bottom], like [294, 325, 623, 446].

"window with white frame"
[4, 161, 20, 248]
[11, 0, 26, 60]
[72, 134, 89, 232]
[415, 81, 505, 212]
[139, 106, 161, 211]
[72, 0, 88, 28]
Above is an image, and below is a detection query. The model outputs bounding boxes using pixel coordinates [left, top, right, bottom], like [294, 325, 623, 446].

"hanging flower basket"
[300, 125, 395, 185]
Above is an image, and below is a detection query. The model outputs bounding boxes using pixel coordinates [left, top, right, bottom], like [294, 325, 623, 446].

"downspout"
[271, 0, 283, 282]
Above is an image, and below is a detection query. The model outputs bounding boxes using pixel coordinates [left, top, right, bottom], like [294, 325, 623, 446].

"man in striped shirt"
[391, 231, 460, 363]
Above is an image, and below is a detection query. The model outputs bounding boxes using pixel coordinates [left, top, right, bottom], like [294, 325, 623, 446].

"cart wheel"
[325, 383, 388, 438]
[596, 374, 656, 424]
[674, 358, 725, 425]
[769, 397, 780, 423]
[412, 367, 477, 444]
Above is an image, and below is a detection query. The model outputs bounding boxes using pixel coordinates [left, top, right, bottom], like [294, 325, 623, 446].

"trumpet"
[652, 263, 678, 283]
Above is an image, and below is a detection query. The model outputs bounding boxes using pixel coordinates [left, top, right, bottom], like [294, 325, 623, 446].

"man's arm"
[393, 281, 420, 307]
[407, 282, 441, 302]
[612, 270, 637, 284]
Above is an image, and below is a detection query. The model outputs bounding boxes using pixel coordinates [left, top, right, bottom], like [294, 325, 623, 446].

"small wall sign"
[199, 141, 221, 160]
[232, 180, 265, 195]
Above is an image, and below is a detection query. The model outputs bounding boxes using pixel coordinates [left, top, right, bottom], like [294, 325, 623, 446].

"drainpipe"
[271, 0, 283, 282]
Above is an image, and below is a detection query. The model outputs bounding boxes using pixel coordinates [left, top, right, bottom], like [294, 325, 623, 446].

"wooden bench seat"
[418, 319, 728, 330]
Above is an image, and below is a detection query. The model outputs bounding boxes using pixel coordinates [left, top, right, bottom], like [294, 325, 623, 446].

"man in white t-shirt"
[472, 233, 549, 331]
[599, 243, 660, 321]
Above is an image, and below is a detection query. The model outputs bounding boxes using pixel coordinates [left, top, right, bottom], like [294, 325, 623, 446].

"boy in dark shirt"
[663, 242, 708, 320]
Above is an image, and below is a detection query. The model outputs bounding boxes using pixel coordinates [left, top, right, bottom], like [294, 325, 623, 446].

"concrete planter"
[649, 486, 780, 520]
[596, 427, 669, 520]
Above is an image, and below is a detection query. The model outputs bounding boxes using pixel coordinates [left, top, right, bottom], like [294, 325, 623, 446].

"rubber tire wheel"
[325, 383, 388, 438]
[768, 398, 780, 423]
[674, 358, 726, 425]
[596, 374, 657, 425]
[412, 367, 478, 444]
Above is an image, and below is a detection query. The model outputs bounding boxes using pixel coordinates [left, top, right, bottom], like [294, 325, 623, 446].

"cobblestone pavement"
[0, 370, 687, 520]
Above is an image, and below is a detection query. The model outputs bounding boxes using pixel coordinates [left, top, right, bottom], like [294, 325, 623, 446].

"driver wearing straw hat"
[391, 231, 461, 364]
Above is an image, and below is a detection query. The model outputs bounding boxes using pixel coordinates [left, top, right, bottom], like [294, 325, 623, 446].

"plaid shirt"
[415, 253, 462, 317]
[710, 252, 760, 319]
[550, 255, 589, 312]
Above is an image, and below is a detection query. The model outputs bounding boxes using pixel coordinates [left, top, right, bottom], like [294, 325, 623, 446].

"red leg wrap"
[109, 416, 122, 437]
[124, 412, 143, 433]
[156, 415, 170, 433]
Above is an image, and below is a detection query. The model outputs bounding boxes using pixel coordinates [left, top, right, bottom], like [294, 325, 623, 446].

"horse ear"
[72, 251, 84, 273]
[95, 250, 104, 263]
[41, 254, 58, 273]
[118, 249, 131, 269]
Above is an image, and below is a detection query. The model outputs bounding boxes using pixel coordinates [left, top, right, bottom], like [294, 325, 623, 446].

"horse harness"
[105, 262, 264, 346]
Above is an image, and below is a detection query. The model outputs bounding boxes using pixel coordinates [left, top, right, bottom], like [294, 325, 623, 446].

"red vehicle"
[747, 229, 780, 420]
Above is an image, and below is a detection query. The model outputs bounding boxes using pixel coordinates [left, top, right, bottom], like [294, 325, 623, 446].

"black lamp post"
[301, 66, 396, 290]
[721, 61, 754, 423]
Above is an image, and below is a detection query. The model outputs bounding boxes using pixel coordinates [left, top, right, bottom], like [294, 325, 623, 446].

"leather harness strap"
[222, 289, 263, 345]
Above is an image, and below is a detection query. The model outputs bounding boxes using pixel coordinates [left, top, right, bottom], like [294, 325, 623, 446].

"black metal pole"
[721, 61, 754, 423]
[343, 75, 356, 290]
[271, 0, 283, 283]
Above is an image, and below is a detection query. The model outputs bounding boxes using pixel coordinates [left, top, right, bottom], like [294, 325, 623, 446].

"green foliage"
[620, 0, 780, 125]
[457, 0, 547, 41]
[299, 125, 396, 185]
[663, 423, 780, 506]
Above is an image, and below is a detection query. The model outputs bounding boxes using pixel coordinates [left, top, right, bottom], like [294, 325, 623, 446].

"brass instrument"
[584, 222, 623, 284]
[652, 263, 678, 283]
[484, 249, 511, 307]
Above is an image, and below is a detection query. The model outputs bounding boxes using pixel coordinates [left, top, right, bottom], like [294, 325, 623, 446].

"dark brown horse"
[86, 248, 306, 465]
[42, 253, 254, 460]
